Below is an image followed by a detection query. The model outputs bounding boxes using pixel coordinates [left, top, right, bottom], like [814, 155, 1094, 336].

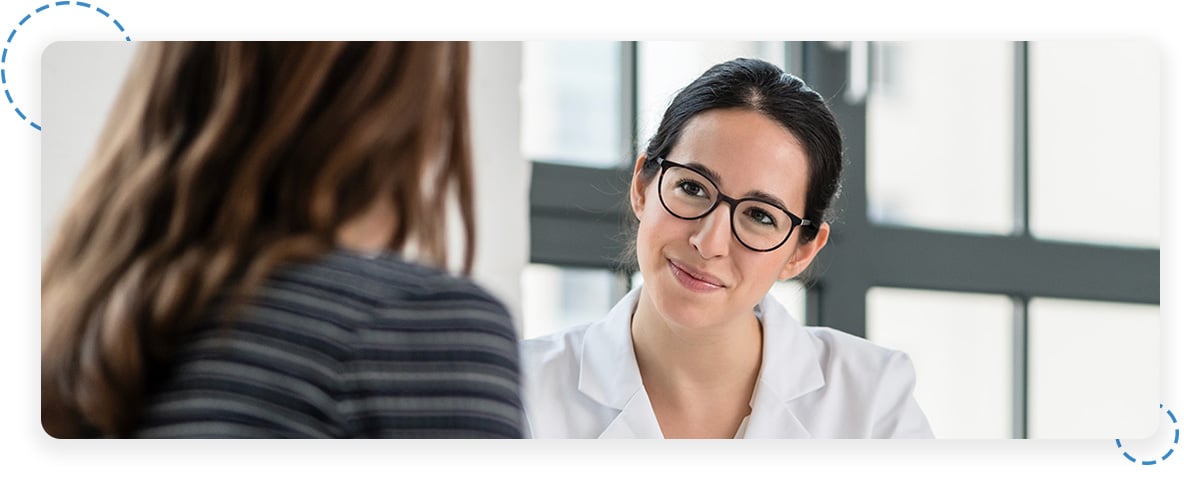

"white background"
[3, 0, 1196, 478]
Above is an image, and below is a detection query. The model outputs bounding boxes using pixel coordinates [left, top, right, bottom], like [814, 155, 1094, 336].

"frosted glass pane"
[768, 281, 807, 325]
[867, 287, 1014, 438]
[1027, 298, 1160, 439]
[1029, 40, 1160, 248]
[520, 264, 625, 339]
[521, 42, 622, 167]
[867, 41, 1014, 234]
[637, 41, 786, 150]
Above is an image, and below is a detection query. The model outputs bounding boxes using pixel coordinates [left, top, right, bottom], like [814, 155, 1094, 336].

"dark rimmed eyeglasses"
[651, 157, 814, 252]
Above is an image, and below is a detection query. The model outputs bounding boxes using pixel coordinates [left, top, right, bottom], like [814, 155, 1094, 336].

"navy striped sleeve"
[134, 250, 526, 438]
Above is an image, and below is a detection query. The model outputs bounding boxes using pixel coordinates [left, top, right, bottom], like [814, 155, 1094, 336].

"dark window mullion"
[620, 41, 639, 165]
[618, 41, 640, 299]
[1013, 40, 1032, 440]
[1014, 41, 1032, 238]
[1012, 295, 1029, 439]
[801, 41, 872, 337]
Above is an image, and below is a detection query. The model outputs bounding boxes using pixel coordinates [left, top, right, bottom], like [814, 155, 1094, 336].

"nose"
[689, 201, 733, 259]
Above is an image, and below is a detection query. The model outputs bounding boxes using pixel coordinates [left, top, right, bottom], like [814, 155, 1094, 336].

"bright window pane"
[1027, 298, 1160, 439]
[867, 287, 1014, 439]
[520, 264, 626, 339]
[1029, 40, 1160, 248]
[867, 41, 1014, 234]
[521, 42, 622, 167]
[636, 41, 785, 150]
[768, 281, 807, 325]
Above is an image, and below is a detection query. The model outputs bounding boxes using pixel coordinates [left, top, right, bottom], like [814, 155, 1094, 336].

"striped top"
[133, 250, 526, 438]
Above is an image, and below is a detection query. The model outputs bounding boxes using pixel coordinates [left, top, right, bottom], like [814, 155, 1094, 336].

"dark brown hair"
[41, 42, 474, 437]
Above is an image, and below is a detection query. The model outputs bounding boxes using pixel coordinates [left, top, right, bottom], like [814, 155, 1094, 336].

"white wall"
[41, 41, 136, 255]
[464, 42, 527, 328]
[40, 41, 528, 328]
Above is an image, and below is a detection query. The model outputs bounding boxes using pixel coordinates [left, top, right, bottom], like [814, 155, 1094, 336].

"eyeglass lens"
[660, 165, 793, 251]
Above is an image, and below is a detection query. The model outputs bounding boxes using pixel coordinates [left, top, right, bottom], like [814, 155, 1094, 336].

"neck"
[630, 290, 763, 396]
[335, 195, 397, 254]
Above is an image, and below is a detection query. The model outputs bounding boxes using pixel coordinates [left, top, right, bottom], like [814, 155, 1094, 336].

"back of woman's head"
[641, 57, 844, 242]
[41, 42, 474, 437]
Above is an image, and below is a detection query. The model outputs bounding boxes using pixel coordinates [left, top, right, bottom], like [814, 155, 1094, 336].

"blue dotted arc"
[3, 1, 131, 132]
[1115, 404, 1180, 466]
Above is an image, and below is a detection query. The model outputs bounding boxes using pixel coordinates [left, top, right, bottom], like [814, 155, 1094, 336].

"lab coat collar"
[742, 292, 826, 438]
[579, 286, 826, 438]
[578, 287, 644, 410]
[579, 288, 663, 438]
[596, 388, 664, 438]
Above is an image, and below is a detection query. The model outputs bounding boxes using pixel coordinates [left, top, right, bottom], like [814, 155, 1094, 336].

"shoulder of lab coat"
[757, 293, 934, 439]
[519, 287, 657, 438]
[520, 287, 935, 439]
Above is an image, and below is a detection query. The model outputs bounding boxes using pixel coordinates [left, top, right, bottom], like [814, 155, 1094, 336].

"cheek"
[635, 208, 686, 263]
[734, 252, 792, 286]
[635, 209, 667, 255]
[634, 224, 652, 270]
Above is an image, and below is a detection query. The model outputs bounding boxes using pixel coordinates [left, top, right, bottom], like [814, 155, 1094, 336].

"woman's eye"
[747, 208, 777, 227]
[679, 181, 707, 197]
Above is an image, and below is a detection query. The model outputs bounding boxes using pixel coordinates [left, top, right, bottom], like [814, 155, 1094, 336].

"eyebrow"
[744, 190, 793, 213]
[684, 161, 796, 213]
[686, 162, 724, 187]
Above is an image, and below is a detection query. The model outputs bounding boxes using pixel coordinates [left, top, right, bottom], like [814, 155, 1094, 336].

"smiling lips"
[668, 259, 726, 293]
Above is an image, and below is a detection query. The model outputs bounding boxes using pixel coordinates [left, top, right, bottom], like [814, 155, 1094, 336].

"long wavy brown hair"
[41, 42, 475, 438]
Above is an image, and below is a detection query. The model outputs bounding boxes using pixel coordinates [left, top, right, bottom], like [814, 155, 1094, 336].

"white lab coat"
[520, 286, 935, 438]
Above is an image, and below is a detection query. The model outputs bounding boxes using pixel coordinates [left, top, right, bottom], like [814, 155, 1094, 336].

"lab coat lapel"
[743, 385, 813, 438]
[597, 389, 663, 438]
[743, 293, 825, 439]
[579, 287, 664, 438]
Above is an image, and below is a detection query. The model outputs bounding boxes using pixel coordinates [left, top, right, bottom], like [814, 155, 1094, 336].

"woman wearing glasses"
[520, 58, 933, 438]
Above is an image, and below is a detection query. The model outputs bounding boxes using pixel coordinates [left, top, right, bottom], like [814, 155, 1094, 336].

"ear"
[779, 222, 830, 281]
[630, 153, 651, 221]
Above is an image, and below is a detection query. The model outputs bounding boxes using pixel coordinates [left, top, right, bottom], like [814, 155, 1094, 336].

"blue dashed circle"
[1115, 404, 1180, 465]
[3, 1, 131, 131]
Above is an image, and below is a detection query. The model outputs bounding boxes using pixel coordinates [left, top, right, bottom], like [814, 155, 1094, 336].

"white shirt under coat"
[520, 286, 935, 439]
